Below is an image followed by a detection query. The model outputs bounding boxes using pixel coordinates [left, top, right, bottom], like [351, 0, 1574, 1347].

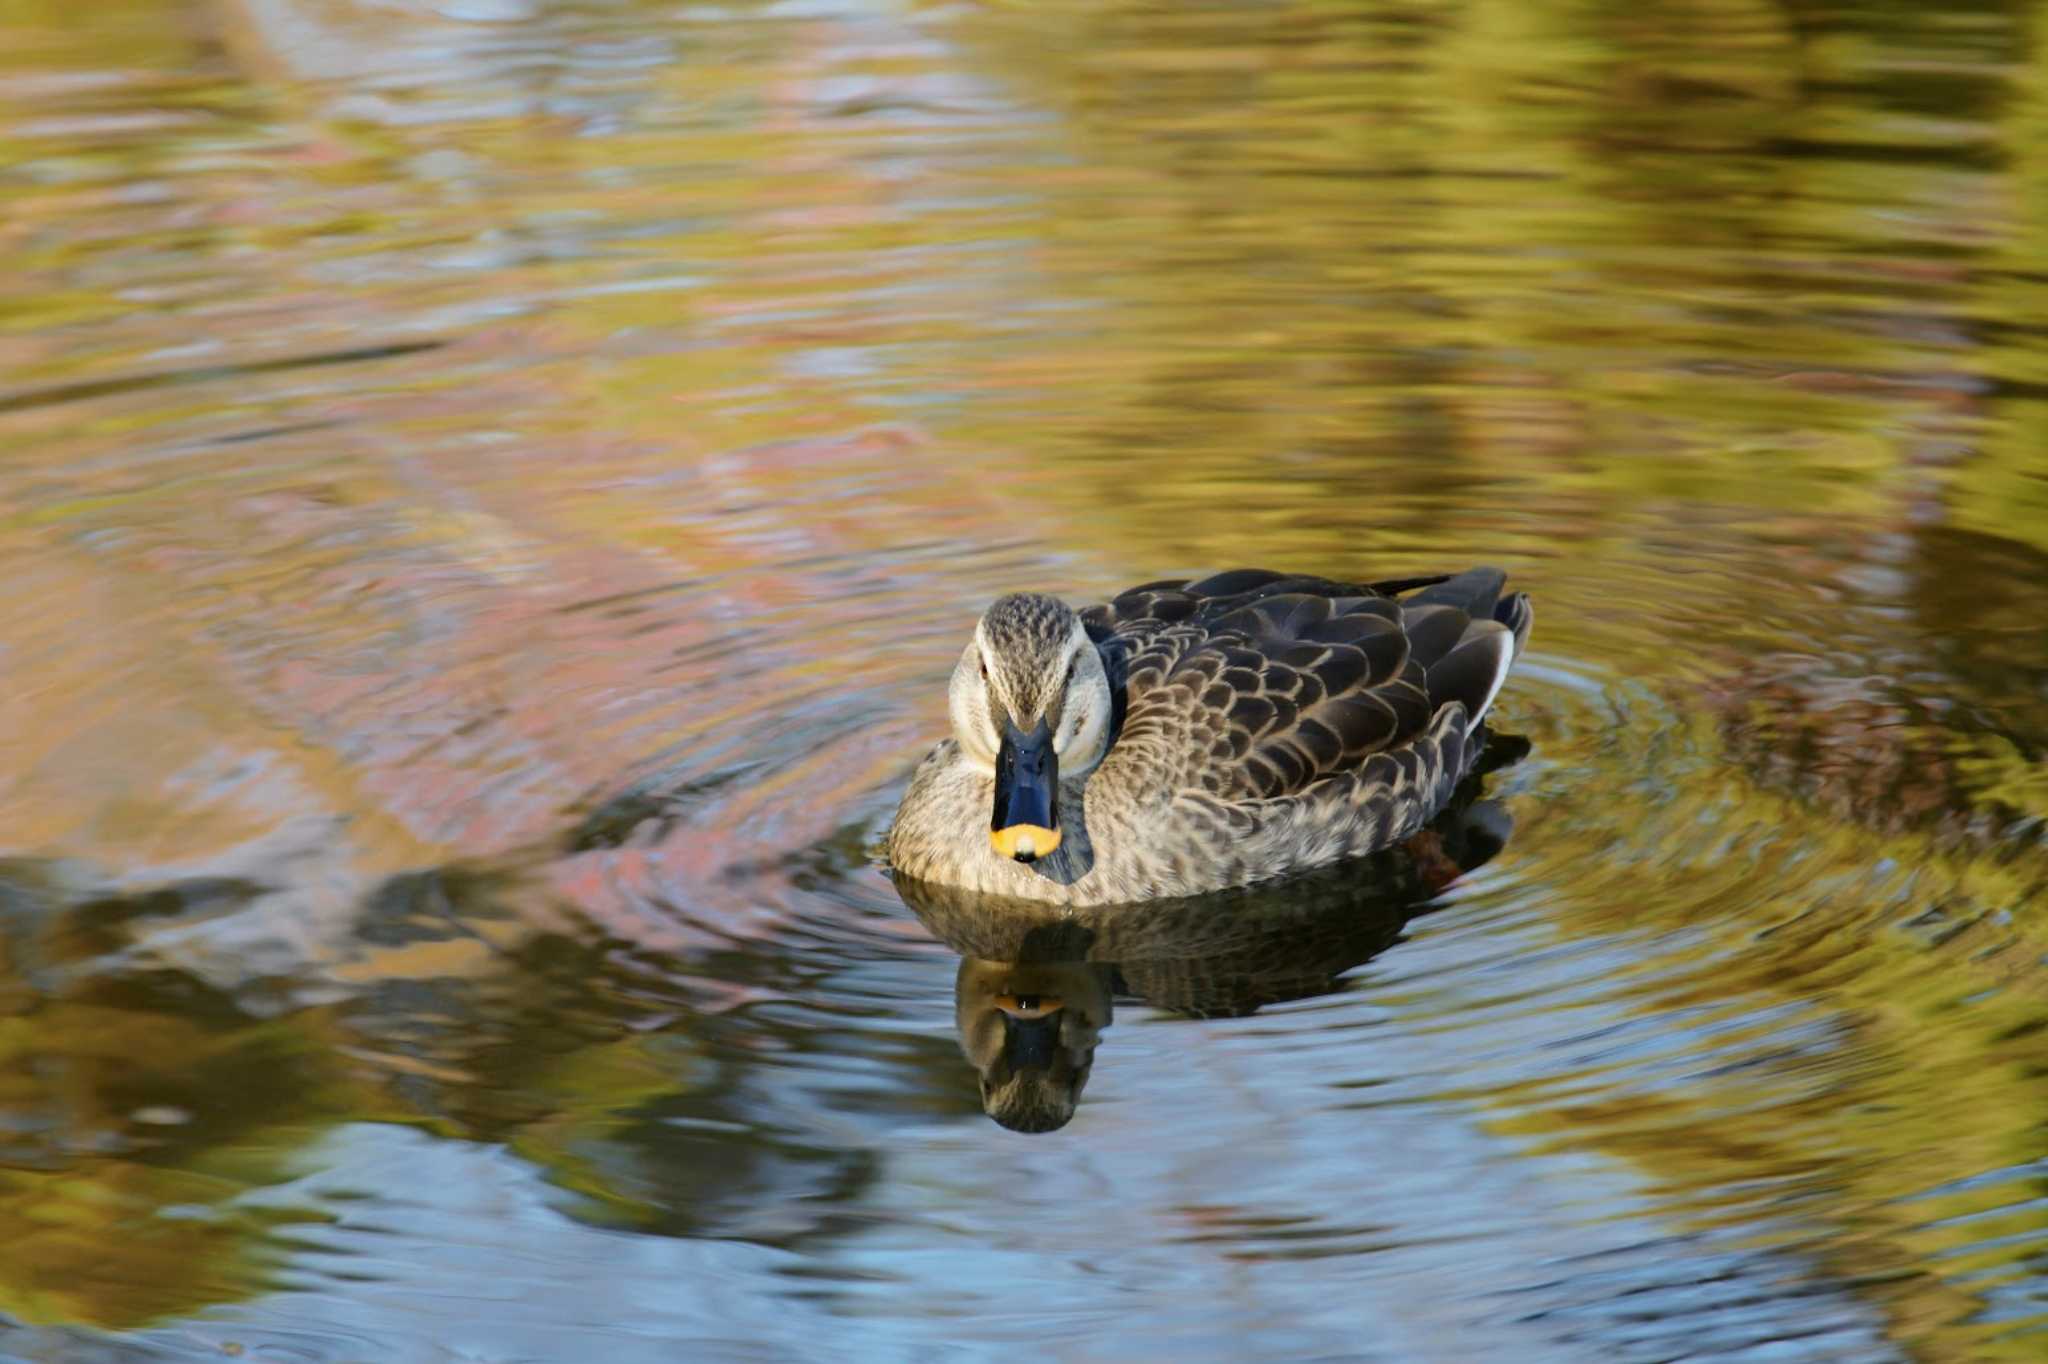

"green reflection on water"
[0, 0, 2044, 1357]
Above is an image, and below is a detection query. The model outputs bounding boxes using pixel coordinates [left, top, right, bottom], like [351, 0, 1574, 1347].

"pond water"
[3, 1, 2046, 1360]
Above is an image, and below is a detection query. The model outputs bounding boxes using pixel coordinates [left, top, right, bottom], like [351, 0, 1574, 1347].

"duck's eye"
[1064, 657, 1078, 684]
[979, 658, 988, 680]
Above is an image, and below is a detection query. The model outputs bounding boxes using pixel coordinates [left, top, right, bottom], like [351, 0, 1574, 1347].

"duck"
[885, 566, 1532, 907]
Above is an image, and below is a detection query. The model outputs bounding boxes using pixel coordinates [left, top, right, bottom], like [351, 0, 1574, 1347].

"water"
[2, 0, 2045, 1359]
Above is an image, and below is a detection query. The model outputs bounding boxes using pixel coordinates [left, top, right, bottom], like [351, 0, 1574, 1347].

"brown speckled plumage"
[977, 593, 1073, 724]
[886, 567, 1533, 906]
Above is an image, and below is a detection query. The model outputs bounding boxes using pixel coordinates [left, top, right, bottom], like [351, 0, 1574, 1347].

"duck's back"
[1080, 567, 1531, 890]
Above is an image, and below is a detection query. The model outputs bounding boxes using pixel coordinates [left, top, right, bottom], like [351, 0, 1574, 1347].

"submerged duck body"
[886, 567, 1533, 907]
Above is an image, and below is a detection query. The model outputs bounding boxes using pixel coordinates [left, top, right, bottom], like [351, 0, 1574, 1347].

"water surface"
[2, 1, 2045, 1360]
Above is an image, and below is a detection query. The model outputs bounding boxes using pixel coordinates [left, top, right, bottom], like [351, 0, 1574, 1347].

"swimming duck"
[886, 566, 1532, 906]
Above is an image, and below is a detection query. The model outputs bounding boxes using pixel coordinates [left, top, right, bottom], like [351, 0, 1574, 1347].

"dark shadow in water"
[893, 737, 1529, 1134]
[0, 340, 446, 415]
[0, 847, 892, 1331]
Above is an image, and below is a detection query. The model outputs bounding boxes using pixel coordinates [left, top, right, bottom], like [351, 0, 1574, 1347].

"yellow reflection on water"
[0, 0, 2043, 1356]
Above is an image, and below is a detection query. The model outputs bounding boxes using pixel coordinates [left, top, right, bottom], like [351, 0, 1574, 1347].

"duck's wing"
[1081, 567, 1530, 803]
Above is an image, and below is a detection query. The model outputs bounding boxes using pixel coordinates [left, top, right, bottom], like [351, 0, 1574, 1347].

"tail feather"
[1420, 584, 1531, 727]
[1426, 625, 1515, 725]
[1401, 566, 1506, 620]
[1496, 591, 1534, 655]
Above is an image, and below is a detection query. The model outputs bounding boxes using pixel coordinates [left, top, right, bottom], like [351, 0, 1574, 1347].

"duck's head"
[955, 958, 1112, 1133]
[949, 593, 1113, 863]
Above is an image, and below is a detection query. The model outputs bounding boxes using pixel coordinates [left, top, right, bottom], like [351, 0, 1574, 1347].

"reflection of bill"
[955, 959, 1114, 1134]
[899, 746, 1524, 1134]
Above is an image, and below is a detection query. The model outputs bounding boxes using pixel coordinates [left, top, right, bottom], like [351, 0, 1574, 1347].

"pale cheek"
[1055, 708, 1084, 753]
[1061, 708, 1100, 764]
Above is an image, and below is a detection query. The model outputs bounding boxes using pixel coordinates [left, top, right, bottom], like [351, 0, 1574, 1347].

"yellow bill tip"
[990, 824, 1062, 860]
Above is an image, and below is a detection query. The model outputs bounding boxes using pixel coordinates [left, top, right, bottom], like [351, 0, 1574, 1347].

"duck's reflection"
[955, 958, 1114, 1133]
[896, 766, 1521, 1133]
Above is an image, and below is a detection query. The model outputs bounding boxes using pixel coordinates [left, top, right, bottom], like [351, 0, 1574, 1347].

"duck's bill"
[991, 718, 1061, 862]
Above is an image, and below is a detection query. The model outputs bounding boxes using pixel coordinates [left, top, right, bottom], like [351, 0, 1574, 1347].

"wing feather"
[1088, 567, 1524, 808]
[1399, 604, 1469, 669]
